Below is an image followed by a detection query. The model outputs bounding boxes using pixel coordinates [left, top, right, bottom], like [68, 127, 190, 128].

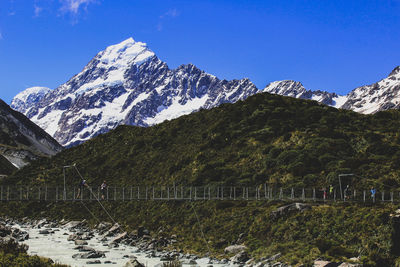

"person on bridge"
[101, 180, 107, 200]
[76, 179, 87, 199]
[370, 187, 376, 201]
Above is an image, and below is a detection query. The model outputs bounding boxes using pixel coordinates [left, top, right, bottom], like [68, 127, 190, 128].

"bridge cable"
[72, 165, 119, 226]
[190, 201, 211, 256]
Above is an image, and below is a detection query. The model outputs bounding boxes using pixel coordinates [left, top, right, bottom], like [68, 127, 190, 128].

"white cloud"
[160, 8, 179, 19]
[34, 5, 43, 17]
[59, 0, 96, 15]
[157, 8, 179, 31]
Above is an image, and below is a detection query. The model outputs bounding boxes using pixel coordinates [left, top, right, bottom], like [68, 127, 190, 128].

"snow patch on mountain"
[144, 95, 209, 125]
[11, 87, 51, 114]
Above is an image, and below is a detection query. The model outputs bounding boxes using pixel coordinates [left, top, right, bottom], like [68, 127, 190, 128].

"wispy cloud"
[157, 8, 180, 31]
[160, 8, 179, 19]
[34, 5, 43, 17]
[59, 0, 96, 15]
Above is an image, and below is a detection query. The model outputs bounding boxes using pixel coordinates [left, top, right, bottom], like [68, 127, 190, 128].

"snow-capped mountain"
[262, 80, 347, 108]
[263, 66, 400, 114]
[11, 38, 258, 147]
[341, 66, 400, 113]
[0, 99, 62, 169]
[11, 86, 51, 114]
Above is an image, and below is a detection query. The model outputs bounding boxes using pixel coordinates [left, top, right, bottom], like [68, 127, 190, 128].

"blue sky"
[0, 0, 399, 103]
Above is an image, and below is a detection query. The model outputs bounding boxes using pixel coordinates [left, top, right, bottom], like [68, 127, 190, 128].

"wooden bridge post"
[189, 187, 192, 200]
[246, 187, 249, 200]
[137, 187, 140, 200]
[242, 187, 245, 199]
[382, 191, 385, 202]
[20, 187, 22, 201]
[280, 188, 283, 200]
[27, 186, 29, 200]
[194, 187, 197, 200]
[122, 187, 125, 201]
[38, 187, 41, 201]
[114, 187, 116, 201]
[264, 184, 267, 199]
[363, 190, 366, 202]
[56, 187, 58, 202]
[152, 187, 155, 200]
[221, 187, 224, 200]
[168, 187, 170, 200]
[291, 188, 294, 200]
[333, 189, 336, 201]
[181, 186, 183, 200]
[7, 186, 9, 201]
[312, 188, 316, 202]
[130, 187, 133, 200]
[391, 192, 394, 202]
[233, 187, 236, 200]
[302, 188, 305, 201]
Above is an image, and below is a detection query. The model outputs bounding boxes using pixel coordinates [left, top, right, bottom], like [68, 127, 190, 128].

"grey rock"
[124, 259, 145, 267]
[74, 239, 88, 245]
[224, 245, 247, 254]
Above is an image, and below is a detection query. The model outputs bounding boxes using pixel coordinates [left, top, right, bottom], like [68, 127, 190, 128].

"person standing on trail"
[329, 185, 333, 198]
[76, 179, 87, 199]
[370, 187, 376, 201]
[101, 180, 107, 200]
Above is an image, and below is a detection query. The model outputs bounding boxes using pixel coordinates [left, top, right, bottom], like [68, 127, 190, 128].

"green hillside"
[3, 92, 400, 265]
[5, 92, 400, 189]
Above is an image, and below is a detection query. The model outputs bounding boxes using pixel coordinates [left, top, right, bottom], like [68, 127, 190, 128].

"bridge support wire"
[71, 164, 119, 226]
[190, 201, 211, 256]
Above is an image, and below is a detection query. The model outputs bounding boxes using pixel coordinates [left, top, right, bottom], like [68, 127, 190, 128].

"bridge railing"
[0, 185, 394, 203]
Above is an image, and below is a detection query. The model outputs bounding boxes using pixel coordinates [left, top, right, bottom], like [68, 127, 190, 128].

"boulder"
[39, 230, 50, 235]
[67, 234, 79, 241]
[72, 251, 105, 259]
[86, 260, 101, 264]
[75, 240, 88, 246]
[224, 245, 247, 254]
[124, 259, 145, 267]
[111, 232, 127, 244]
[271, 203, 311, 219]
[230, 251, 249, 263]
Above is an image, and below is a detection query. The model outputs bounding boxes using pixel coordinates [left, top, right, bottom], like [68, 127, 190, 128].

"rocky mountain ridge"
[11, 37, 400, 147]
[11, 38, 258, 147]
[262, 66, 400, 114]
[0, 99, 63, 169]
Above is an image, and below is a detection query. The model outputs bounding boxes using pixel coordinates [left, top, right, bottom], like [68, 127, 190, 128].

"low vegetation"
[0, 238, 68, 266]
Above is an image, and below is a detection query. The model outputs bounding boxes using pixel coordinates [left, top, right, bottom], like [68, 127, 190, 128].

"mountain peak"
[97, 37, 154, 67]
[10, 86, 51, 114]
[389, 66, 400, 77]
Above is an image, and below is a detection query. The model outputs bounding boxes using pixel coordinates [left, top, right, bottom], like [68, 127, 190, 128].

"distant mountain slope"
[11, 38, 258, 147]
[0, 99, 63, 168]
[263, 66, 400, 114]
[0, 154, 16, 175]
[7, 91, 400, 190]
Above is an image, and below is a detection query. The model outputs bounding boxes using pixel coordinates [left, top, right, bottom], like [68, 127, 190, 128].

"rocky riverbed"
[0, 217, 289, 267]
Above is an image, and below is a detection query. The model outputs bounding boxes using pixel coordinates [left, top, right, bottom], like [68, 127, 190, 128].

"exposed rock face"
[0, 99, 63, 169]
[341, 66, 400, 114]
[263, 66, 400, 114]
[11, 38, 258, 147]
